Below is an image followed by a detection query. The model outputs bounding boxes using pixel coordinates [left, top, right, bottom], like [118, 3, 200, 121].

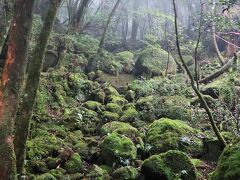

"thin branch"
[172, 0, 227, 148]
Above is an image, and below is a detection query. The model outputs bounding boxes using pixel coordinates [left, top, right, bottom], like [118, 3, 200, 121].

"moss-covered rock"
[86, 165, 110, 180]
[27, 134, 63, 160]
[212, 140, 240, 180]
[112, 166, 139, 180]
[35, 173, 57, 180]
[106, 103, 122, 114]
[201, 77, 235, 109]
[136, 96, 156, 122]
[120, 107, 139, 122]
[83, 101, 103, 111]
[107, 95, 128, 107]
[116, 51, 134, 73]
[102, 111, 120, 122]
[100, 121, 138, 138]
[135, 45, 176, 77]
[104, 86, 120, 96]
[146, 118, 204, 155]
[141, 150, 197, 180]
[100, 133, 137, 165]
[154, 95, 192, 121]
[64, 153, 82, 174]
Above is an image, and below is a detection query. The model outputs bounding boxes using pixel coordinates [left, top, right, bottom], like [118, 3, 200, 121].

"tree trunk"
[14, 0, 62, 175]
[212, 1, 225, 65]
[74, 0, 91, 32]
[98, 0, 121, 53]
[0, 0, 35, 179]
[0, 0, 15, 54]
[130, 0, 139, 43]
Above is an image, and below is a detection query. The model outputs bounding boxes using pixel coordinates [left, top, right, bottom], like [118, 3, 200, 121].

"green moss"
[101, 133, 137, 165]
[106, 103, 122, 114]
[212, 140, 240, 180]
[141, 150, 197, 180]
[146, 118, 204, 155]
[83, 101, 102, 111]
[108, 95, 128, 106]
[135, 45, 176, 77]
[64, 153, 82, 174]
[26, 134, 63, 159]
[116, 51, 134, 62]
[49, 168, 65, 179]
[120, 107, 139, 122]
[104, 86, 119, 96]
[27, 160, 48, 174]
[35, 173, 57, 180]
[136, 96, 155, 122]
[154, 96, 192, 121]
[201, 77, 235, 109]
[87, 165, 110, 180]
[112, 166, 139, 180]
[191, 159, 203, 167]
[101, 121, 138, 138]
[102, 111, 120, 122]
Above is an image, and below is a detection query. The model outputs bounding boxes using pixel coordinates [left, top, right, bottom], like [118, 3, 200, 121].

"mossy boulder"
[136, 96, 156, 122]
[135, 45, 176, 77]
[154, 95, 192, 121]
[116, 51, 134, 73]
[106, 103, 122, 114]
[146, 118, 204, 156]
[104, 86, 119, 96]
[35, 173, 57, 180]
[64, 153, 82, 174]
[107, 95, 128, 107]
[83, 101, 103, 111]
[102, 111, 120, 122]
[100, 121, 138, 138]
[120, 107, 139, 122]
[86, 165, 110, 180]
[112, 166, 139, 180]
[27, 134, 63, 160]
[100, 133, 137, 165]
[201, 77, 235, 109]
[212, 140, 240, 180]
[141, 150, 197, 180]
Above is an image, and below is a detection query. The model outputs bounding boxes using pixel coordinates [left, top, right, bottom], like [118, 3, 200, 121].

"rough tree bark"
[14, 0, 62, 175]
[0, 0, 35, 179]
[98, 0, 121, 53]
[0, 0, 15, 53]
[172, 0, 227, 148]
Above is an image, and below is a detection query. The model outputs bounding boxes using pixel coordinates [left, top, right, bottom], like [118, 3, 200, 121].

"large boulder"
[145, 118, 204, 156]
[212, 140, 240, 180]
[100, 133, 137, 165]
[135, 45, 176, 77]
[141, 150, 197, 180]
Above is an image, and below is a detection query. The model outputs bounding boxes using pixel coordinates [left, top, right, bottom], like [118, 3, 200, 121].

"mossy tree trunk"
[0, 0, 15, 53]
[0, 0, 35, 179]
[98, 0, 121, 54]
[172, 0, 227, 148]
[13, 0, 62, 175]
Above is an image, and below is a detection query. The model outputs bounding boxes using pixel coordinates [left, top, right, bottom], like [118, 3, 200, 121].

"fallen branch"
[199, 52, 238, 84]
